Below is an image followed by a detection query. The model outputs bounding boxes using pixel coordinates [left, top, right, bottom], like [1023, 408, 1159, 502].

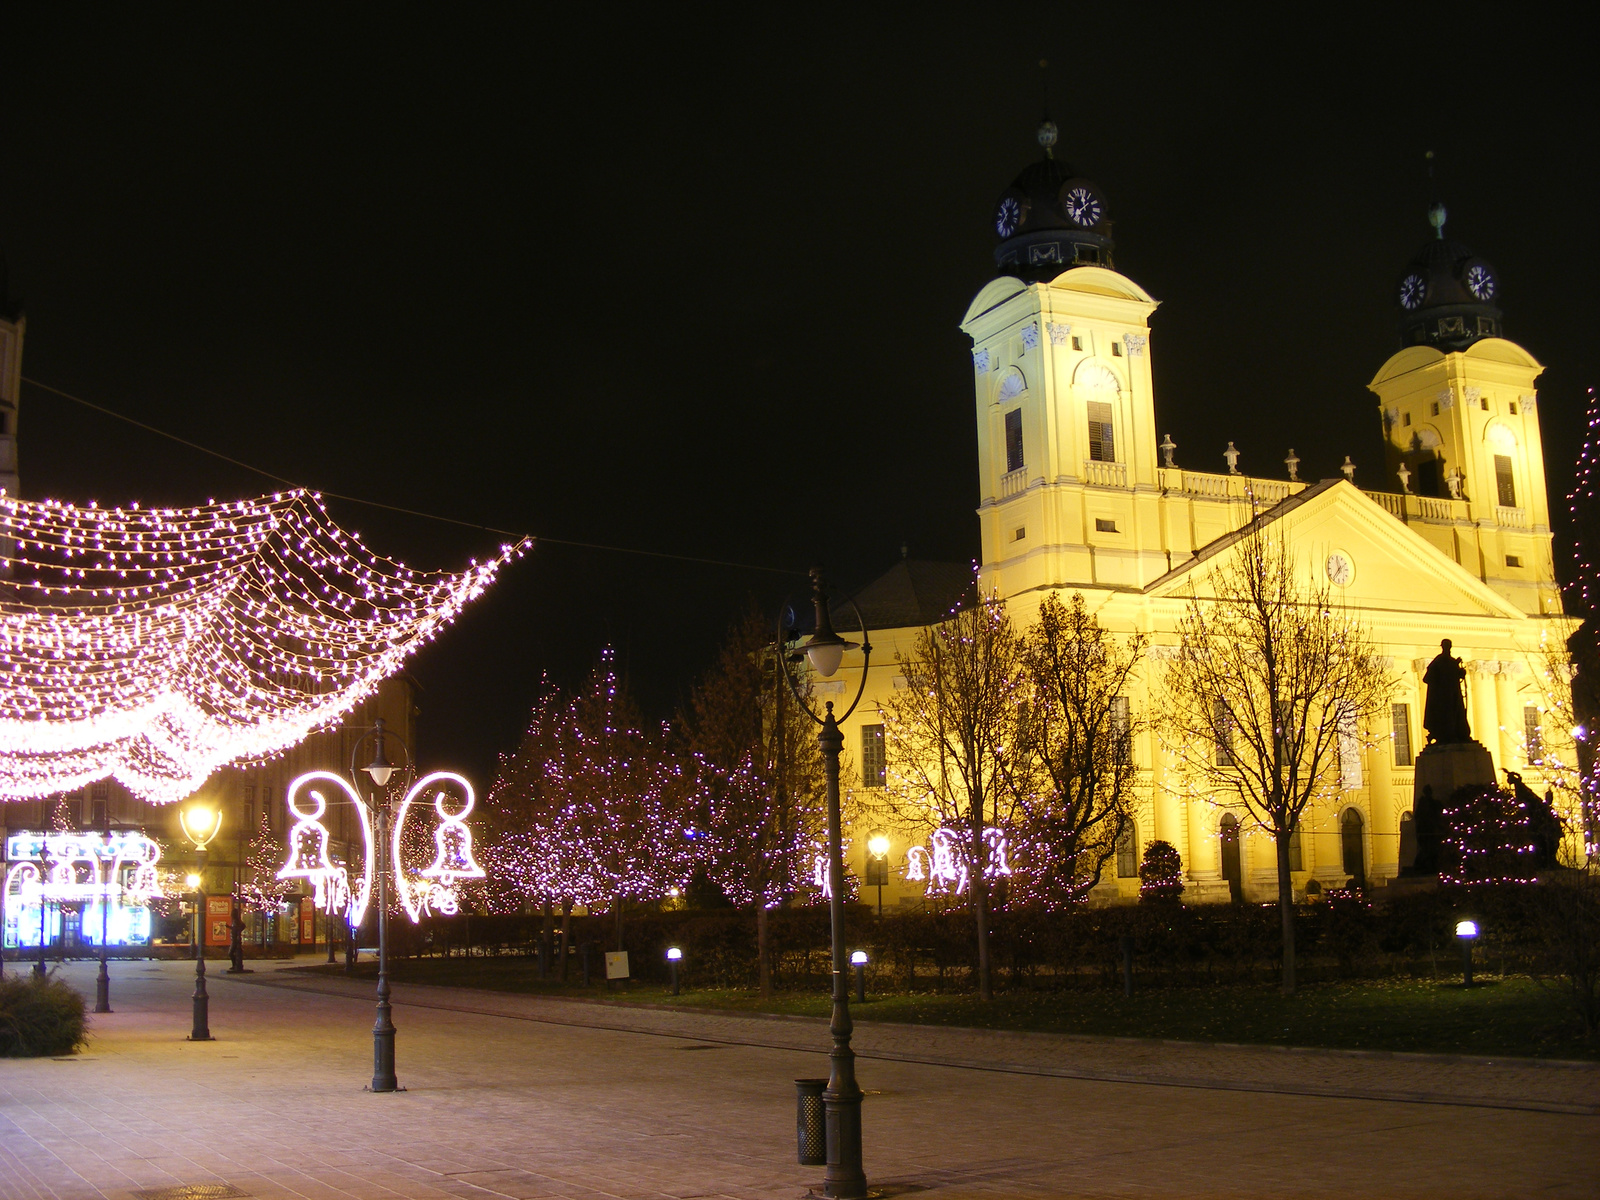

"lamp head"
[802, 568, 856, 679]
[666, 947, 683, 962]
[364, 718, 395, 788]
[1455, 919, 1478, 939]
[850, 950, 868, 966]
[867, 834, 890, 858]
[179, 803, 221, 849]
[185, 872, 202, 890]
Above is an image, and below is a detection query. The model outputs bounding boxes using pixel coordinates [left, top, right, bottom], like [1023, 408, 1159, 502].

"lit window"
[1087, 401, 1115, 462]
[861, 725, 886, 787]
[1004, 409, 1024, 473]
[1524, 706, 1542, 762]
[1110, 696, 1131, 766]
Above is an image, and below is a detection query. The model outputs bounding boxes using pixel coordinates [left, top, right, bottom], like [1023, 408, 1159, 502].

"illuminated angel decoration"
[905, 827, 1012, 897]
[0, 490, 527, 805]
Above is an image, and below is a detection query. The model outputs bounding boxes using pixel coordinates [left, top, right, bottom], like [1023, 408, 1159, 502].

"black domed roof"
[991, 121, 1114, 280]
[1394, 204, 1502, 351]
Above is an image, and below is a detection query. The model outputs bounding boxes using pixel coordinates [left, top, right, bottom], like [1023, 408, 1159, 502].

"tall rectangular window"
[1086, 401, 1115, 463]
[861, 724, 886, 787]
[91, 797, 108, 830]
[1004, 409, 1024, 473]
[1391, 702, 1413, 767]
[1116, 821, 1138, 877]
[1524, 706, 1543, 761]
[1110, 695, 1132, 765]
[1288, 823, 1304, 872]
[1495, 454, 1517, 507]
[1213, 698, 1234, 766]
[1337, 704, 1363, 790]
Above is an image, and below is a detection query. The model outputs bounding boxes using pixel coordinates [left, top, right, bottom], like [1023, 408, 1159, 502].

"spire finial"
[1037, 59, 1056, 159]
[1425, 150, 1446, 239]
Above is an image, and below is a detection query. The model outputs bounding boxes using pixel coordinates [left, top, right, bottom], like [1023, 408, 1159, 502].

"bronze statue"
[1422, 638, 1472, 745]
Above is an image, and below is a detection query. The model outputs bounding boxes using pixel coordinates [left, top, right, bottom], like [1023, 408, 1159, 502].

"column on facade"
[1468, 661, 1502, 773]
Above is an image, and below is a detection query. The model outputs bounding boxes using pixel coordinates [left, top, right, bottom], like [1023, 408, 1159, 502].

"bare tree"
[682, 605, 824, 995]
[1006, 592, 1147, 906]
[1162, 527, 1391, 994]
[883, 590, 1025, 1001]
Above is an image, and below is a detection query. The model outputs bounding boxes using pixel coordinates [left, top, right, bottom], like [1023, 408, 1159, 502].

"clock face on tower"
[1399, 273, 1427, 310]
[1061, 185, 1102, 227]
[1325, 552, 1354, 587]
[1465, 263, 1497, 301]
[995, 196, 1024, 238]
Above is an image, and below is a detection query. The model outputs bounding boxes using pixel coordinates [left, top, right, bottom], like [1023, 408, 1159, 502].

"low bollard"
[795, 1078, 828, 1166]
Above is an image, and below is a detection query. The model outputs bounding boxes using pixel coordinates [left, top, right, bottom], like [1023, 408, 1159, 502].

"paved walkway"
[1, 959, 1594, 1200]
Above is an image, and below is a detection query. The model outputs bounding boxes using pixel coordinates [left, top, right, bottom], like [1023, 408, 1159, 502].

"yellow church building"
[828, 124, 1577, 907]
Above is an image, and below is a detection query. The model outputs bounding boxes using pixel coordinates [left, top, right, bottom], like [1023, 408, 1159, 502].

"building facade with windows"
[828, 128, 1577, 908]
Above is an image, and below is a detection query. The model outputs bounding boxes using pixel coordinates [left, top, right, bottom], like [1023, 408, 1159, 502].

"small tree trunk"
[557, 899, 572, 983]
[540, 898, 553, 978]
[757, 903, 772, 998]
[1276, 827, 1296, 995]
[973, 814, 992, 1002]
[614, 895, 624, 951]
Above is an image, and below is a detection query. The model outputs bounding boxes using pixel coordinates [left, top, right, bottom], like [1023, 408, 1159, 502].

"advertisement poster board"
[300, 896, 316, 945]
[206, 895, 232, 947]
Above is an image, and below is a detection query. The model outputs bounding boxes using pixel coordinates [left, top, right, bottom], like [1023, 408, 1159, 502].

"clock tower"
[1368, 205, 1557, 616]
[966, 123, 1167, 597]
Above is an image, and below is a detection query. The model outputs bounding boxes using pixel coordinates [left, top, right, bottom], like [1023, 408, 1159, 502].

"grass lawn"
[301, 958, 1596, 1061]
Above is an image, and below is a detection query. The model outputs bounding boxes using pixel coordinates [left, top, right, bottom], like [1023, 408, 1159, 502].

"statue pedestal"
[1414, 741, 1496, 799]
[1407, 741, 1497, 876]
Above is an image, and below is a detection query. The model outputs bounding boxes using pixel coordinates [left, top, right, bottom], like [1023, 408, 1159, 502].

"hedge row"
[380, 880, 1588, 991]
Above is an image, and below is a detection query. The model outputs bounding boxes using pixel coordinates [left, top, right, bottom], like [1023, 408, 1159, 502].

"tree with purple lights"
[681, 605, 824, 995]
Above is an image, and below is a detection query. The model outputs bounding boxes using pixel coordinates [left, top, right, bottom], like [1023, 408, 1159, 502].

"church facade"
[829, 126, 1578, 907]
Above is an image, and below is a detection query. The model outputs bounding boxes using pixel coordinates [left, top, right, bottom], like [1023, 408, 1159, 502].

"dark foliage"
[0, 974, 89, 1057]
[1138, 840, 1184, 904]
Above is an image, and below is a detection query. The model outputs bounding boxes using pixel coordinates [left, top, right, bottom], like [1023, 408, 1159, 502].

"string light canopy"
[0, 489, 528, 804]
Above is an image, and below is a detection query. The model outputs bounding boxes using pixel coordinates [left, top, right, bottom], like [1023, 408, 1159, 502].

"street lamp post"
[352, 716, 405, 1093]
[179, 803, 222, 1041]
[780, 569, 872, 1200]
[667, 946, 682, 996]
[95, 808, 113, 1013]
[35, 843, 51, 979]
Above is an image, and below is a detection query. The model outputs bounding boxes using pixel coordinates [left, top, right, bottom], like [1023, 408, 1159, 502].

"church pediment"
[1147, 479, 1528, 621]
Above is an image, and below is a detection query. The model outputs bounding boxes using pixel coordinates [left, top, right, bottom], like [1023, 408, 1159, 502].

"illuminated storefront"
[2, 830, 163, 949]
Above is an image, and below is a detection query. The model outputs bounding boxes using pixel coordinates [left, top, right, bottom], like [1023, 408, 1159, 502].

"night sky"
[3, 10, 1594, 786]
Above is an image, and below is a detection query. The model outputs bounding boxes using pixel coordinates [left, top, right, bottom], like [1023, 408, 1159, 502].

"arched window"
[1116, 820, 1138, 878]
[1340, 808, 1365, 883]
[1219, 813, 1243, 903]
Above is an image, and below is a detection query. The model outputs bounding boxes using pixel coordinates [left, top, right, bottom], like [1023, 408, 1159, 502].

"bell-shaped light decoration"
[420, 816, 485, 883]
[278, 816, 334, 881]
[278, 786, 335, 881]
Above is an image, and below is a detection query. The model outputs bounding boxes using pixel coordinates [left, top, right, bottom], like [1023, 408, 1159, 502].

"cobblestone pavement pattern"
[1, 960, 1593, 1200]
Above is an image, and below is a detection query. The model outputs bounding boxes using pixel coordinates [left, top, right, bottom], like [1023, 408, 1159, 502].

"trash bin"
[794, 1078, 828, 1165]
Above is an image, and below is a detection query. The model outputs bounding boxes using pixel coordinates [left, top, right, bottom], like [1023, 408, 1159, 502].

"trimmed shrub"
[1138, 840, 1184, 904]
[0, 974, 89, 1057]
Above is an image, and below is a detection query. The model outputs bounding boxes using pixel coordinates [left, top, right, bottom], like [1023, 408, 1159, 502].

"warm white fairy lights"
[0, 490, 527, 804]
